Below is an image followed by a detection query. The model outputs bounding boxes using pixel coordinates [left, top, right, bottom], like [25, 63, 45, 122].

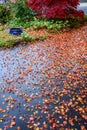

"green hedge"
[0, 4, 10, 23]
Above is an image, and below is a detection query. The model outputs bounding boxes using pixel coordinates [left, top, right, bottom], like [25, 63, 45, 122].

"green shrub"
[0, 4, 10, 23]
[67, 18, 84, 28]
[84, 15, 87, 22]
[25, 18, 69, 31]
[7, 0, 37, 22]
[8, 17, 69, 31]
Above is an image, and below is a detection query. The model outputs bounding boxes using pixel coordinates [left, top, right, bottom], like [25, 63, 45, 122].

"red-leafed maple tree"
[27, 0, 84, 19]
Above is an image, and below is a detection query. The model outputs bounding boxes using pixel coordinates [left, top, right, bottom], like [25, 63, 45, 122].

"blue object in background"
[9, 28, 23, 36]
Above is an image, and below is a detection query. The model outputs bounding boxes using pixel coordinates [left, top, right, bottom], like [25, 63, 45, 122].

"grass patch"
[0, 25, 4, 31]
[21, 31, 45, 42]
[0, 28, 46, 48]
[0, 30, 21, 47]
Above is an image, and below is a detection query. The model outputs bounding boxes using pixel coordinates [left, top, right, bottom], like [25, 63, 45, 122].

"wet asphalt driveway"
[0, 26, 87, 130]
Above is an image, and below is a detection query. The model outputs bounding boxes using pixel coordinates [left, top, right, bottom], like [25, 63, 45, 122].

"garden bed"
[0, 27, 46, 48]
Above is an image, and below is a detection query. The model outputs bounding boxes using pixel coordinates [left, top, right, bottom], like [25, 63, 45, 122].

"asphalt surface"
[0, 26, 87, 130]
